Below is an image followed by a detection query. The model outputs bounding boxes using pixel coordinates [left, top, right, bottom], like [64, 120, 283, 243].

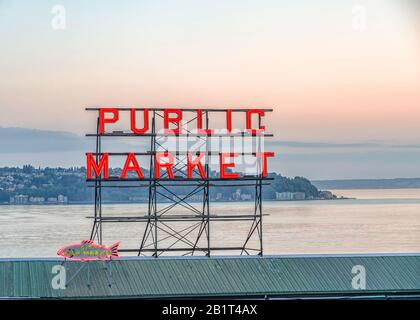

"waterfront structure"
[57, 195, 68, 203]
[86, 108, 275, 257]
[9, 194, 28, 204]
[276, 192, 306, 201]
[319, 190, 334, 200]
[29, 196, 45, 204]
[8, 194, 68, 205]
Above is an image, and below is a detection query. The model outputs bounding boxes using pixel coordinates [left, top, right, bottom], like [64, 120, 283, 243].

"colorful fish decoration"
[57, 240, 119, 261]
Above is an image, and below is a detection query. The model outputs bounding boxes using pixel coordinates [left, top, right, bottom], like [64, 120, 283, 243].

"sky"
[0, 0, 419, 179]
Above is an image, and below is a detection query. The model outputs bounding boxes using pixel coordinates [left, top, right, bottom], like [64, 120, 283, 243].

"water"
[0, 189, 419, 257]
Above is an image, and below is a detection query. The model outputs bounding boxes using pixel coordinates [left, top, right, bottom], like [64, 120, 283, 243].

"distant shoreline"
[0, 198, 353, 206]
[328, 187, 420, 190]
[313, 178, 420, 190]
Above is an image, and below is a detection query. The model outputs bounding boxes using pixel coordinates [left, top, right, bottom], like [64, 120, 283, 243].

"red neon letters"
[188, 153, 206, 178]
[246, 109, 265, 134]
[98, 108, 266, 135]
[87, 152, 274, 180]
[99, 108, 119, 134]
[197, 109, 213, 134]
[164, 109, 183, 134]
[220, 153, 240, 179]
[122, 153, 145, 179]
[87, 153, 109, 179]
[88, 108, 274, 180]
[156, 152, 175, 179]
[257, 152, 275, 177]
[131, 108, 149, 134]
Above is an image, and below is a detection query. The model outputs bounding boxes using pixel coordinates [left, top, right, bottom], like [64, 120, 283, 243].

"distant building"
[57, 194, 68, 204]
[172, 194, 203, 202]
[128, 196, 147, 202]
[240, 194, 252, 201]
[190, 194, 203, 201]
[29, 196, 45, 204]
[319, 191, 334, 200]
[10, 194, 29, 204]
[276, 192, 292, 200]
[232, 189, 241, 201]
[47, 197, 58, 203]
[293, 192, 306, 200]
[276, 192, 306, 201]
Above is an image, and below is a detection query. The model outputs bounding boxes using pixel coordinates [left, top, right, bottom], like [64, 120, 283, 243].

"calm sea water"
[0, 188, 419, 257]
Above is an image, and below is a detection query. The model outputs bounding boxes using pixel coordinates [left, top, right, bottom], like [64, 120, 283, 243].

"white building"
[276, 192, 305, 201]
[57, 194, 68, 204]
[29, 197, 45, 204]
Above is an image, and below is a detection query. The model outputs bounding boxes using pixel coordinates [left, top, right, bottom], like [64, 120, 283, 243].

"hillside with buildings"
[0, 165, 335, 205]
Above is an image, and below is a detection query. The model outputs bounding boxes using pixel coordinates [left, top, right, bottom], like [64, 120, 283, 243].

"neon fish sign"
[57, 240, 119, 261]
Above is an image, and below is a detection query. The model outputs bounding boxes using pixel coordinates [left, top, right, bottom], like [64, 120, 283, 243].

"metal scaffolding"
[86, 108, 273, 257]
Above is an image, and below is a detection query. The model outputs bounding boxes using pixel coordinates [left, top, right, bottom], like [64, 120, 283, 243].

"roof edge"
[1, 252, 419, 262]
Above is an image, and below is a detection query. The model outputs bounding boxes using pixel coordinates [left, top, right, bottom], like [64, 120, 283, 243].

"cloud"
[0, 127, 87, 153]
[265, 140, 379, 148]
[0, 127, 135, 153]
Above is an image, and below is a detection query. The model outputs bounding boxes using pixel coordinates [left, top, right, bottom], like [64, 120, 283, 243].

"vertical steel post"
[205, 110, 210, 256]
[258, 113, 263, 255]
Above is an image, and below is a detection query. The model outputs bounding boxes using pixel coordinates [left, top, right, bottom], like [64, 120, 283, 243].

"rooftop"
[0, 254, 419, 299]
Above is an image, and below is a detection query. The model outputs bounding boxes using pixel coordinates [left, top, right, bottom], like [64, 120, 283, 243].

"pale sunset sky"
[0, 0, 419, 179]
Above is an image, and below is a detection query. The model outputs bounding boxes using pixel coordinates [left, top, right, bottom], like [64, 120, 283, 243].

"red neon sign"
[97, 108, 267, 135]
[87, 108, 275, 180]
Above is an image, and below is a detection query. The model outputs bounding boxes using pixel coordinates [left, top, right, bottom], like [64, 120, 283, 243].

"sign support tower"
[86, 108, 273, 257]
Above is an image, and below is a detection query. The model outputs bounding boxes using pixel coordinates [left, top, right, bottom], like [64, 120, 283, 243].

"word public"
[86, 108, 275, 180]
[97, 108, 268, 135]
